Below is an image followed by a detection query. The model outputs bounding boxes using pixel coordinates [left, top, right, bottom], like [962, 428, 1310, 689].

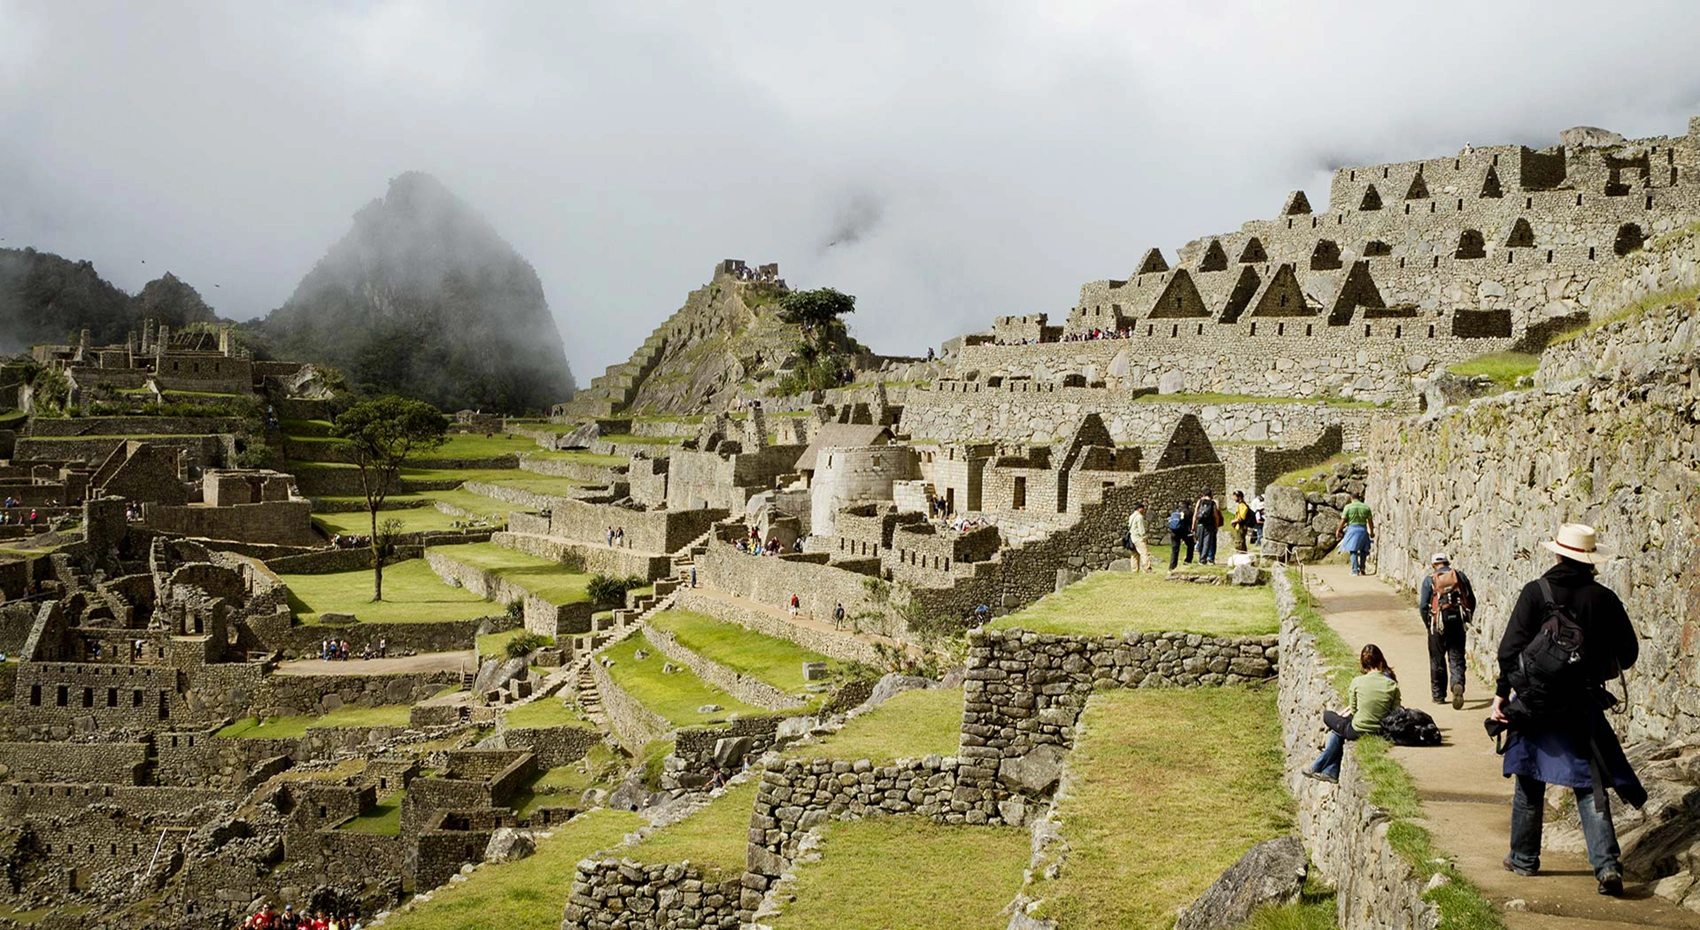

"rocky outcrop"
[1259, 460, 1368, 563]
[1175, 836, 1308, 930]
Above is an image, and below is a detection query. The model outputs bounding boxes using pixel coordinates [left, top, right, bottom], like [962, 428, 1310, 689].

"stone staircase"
[562, 334, 668, 419]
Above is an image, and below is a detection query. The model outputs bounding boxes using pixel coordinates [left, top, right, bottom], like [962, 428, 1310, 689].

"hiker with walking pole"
[1489, 523, 1643, 897]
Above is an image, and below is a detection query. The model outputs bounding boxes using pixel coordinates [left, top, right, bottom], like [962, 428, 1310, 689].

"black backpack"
[1507, 579, 1590, 718]
[1379, 706, 1442, 746]
[1196, 498, 1217, 526]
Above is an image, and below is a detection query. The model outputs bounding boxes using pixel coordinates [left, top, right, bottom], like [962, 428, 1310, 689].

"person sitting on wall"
[1304, 643, 1401, 783]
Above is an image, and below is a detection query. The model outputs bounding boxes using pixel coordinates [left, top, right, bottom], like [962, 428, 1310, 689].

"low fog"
[3, 1, 1700, 375]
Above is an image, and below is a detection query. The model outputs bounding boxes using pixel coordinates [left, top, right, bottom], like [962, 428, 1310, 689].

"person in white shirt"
[1127, 503, 1154, 573]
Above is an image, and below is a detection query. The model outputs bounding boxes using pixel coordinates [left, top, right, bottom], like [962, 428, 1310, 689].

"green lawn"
[625, 778, 758, 878]
[519, 449, 627, 468]
[595, 433, 681, 446]
[409, 433, 536, 461]
[1270, 453, 1355, 495]
[1028, 687, 1289, 928]
[504, 698, 592, 730]
[281, 558, 496, 624]
[214, 716, 313, 739]
[477, 628, 551, 659]
[785, 687, 963, 763]
[1447, 351, 1539, 387]
[597, 633, 764, 727]
[0, 410, 26, 429]
[1133, 391, 1378, 408]
[768, 819, 1030, 930]
[379, 808, 643, 930]
[648, 609, 836, 695]
[508, 744, 621, 817]
[989, 570, 1277, 638]
[429, 542, 593, 605]
[338, 791, 405, 834]
[398, 467, 589, 496]
[215, 704, 414, 739]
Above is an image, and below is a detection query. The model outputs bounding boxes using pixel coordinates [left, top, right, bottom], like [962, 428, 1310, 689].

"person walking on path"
[1418, 553, 1475, 708]
[1491, 523, 1644, 896]
[1193, 490, 1221, 565]
[832, 602, 846, 630]
[1167, 500, 1194, 570]
[1304, 643, 1401, 782]
[1126, 502, 1154, 572]
[1230, 491, 1252, 554]
[1335, 491, 1374, 575]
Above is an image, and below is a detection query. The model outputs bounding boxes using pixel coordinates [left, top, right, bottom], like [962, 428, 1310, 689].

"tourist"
[377, 636, 387, 658]
[606, 526, 614, 547]
[1230, 490, 1252, 553]
[1492, 523, 1642, 896]
[1250, 494, 1266, 545]
[1335, 491, 1374, 575]
[1418, 553, 1475, 708]
[1192, 490, 1221, 566]
[1165, 501, 1193, 570]
[1125, 502, 1153, 572]
[690, 566, 698, 588]
[1304, 644, 1400, 783]
[788, 593, 800, 616]
[833, 602, 846, 629]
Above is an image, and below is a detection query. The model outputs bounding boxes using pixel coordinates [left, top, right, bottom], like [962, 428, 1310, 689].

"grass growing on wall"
[519, 449, 629, 468]
[1447, 351, 1539, 387]
[280, 558, 495, 625]
[1270, 452, 1355, 496]
[378, 807, 642, 930]
[624, 778, 760, 879]
[428, 542, 593, 605]
[647, 609, 837, 695]
[1028, 687, 1289, 928]
[406, 432, 535, 461]
[989, 570, 1277, 638]
[216, 704, 413, 739]
[783, 688, 964, 763]
[596, 633, 764, 727]
[766, 818, 1030, 929]
[1546, 283, 1700, 347]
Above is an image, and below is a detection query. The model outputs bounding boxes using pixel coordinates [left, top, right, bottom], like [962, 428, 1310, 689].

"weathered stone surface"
[1174, 836, 1307, 930]
[483, 828, 535, 864]
[472, 656, 528, 696]
[997, 744, 1065, 796]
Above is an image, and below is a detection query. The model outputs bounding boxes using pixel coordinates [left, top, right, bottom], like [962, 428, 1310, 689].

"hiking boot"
[1598, 870, 1623, 896]
[1502, 856, 1536, 877]
[1302, 769, 1337, 784]
[1433, 696, 1450, 705]
[1451, 685, 1465, 710]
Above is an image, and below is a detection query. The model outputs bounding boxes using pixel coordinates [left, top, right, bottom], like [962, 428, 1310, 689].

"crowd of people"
[1131, 489, 1265, 572]
[0, 497, 46, 526]
[329, 534, 371, 550]
[241, 903, 362, 929]
[318, 637, 386, 661]
[735, 526, 803, 556]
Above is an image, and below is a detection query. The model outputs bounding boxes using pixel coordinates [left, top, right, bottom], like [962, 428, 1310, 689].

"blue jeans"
[1509, 774, 1622, 879]
[1349, 550, 1367, 574]
[1196, 527, 1217, 564]
[1310, 711, 1357, 778]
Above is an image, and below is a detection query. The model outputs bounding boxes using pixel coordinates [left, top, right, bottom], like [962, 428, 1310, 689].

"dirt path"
[1306, 564, 1700, 929]
[274, 650, 475, 676]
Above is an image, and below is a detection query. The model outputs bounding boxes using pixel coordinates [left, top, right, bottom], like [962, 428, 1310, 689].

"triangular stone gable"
[1219, 266, 1261, 324]
[1282, 190, 1313, 215]
[1455, 229, 1486, 259]
[1135, 248, 1169, 275]
[1480, 165, 1504, 199]
[1250, 264, 1314, 317]
[1359, 184, 1383, 210]
[1156, 413, 1220, 469]
[1505, 217, 1535, 248]
[1309, 240, 1342, 271]
[1056, 412, 1115, 469]
[1327, 261, 1387, 326]
[1199, 240, 1229, 272]
[1405, 169, 1430, 200]
[1237, 237, 1268, 263]
[1147, 269, 1210, 319]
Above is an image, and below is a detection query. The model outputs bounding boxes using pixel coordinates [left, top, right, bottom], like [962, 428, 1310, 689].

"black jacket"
[1495, 559, 1638, 699]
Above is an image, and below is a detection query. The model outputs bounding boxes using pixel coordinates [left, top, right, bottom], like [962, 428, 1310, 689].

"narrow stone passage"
[1305, 564, 1700, 929]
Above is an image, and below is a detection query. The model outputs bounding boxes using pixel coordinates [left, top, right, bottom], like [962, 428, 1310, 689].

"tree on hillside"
[778, 288, 856, 344]
[333, 396, 448, 601]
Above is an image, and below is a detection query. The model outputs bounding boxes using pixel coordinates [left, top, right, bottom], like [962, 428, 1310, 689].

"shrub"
[505, 599, 525, 621]
[586, 573, 648, 606]
[505, 632, 548, 660]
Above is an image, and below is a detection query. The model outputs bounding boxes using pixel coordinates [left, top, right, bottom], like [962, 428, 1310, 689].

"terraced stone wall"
[565, 858, 744, 930]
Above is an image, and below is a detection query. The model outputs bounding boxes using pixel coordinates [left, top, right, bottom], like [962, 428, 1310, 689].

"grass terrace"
[989, 569, 1277, 638]
[503, 697, 592, 730]
[596, 633, 764, 727]
[312, 486, 516, 536]
[509, 744, 621, 817]
[409, 432, 537, 461]
[1027, 687, 1289, 928]
[379, 807, 642, 930]
[647, 609, 838, 696]
[784, 687, 963, 763]
[281, 558, 497, 624]
[402, 468, 591, 496]
[478, 628, 552, 660]
[0, 411, 26, 430]
[429, 542, 593, 605]
[1269, 452, 1356, 496]
[594, 433, 681, 446]
[624, 778, 759, 879]
[215, 704, 414, 739]
[338, 791, 405, 835]
[519, 449, 628, 468]
[768, 819, 1029, 930]
[1447, 351, 1540, 388]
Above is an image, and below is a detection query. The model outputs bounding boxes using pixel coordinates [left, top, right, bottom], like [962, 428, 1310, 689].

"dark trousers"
[1427, 615, 1467, 699]
[1169, 530, 1193, 569]
[1509, 774, 1622, 879]
[1196, 525, 1217, 564]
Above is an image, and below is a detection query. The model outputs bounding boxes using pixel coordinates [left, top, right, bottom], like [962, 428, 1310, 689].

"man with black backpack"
[1193, 490, 1221, 566]
[1167, 500, 1193, 570]
[1418, 553, 1475, 708]
[1491, 523, 1643, 897]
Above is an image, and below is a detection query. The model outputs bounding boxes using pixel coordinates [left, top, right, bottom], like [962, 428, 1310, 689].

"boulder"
[1228, 563, 1265, 586]
[1174, 836, 1308, 930]
[997, 744, 1065, 796]
[1560, 126, 1626, 148]
[472, 657, 528, 695]
[607, 777, 647, 812]
[483, 828, 535, 863]
[711, 736, 751, 769]
[559, 421, 601, 449]
[1158, 370, 1187, 395]
[696, 703, 723, 714]
[316, 612, 357, 627]
[1107, 558, 1133, 573]
[775, 716, 817, 743]
[864, 673, 934, 710]
[1263, 486, 1307, 524]
[802, 662, 830, 681]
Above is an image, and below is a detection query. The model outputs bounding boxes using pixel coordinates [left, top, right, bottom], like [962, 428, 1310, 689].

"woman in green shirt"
[1305, 644, 1401, 782]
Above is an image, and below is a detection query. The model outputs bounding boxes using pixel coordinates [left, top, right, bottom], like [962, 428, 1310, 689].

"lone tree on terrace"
[333, 395, 448, 601]
[778, 287, 855, 346]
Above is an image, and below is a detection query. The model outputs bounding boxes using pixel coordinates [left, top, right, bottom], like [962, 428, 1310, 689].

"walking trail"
[1306, 564, 1700, 929]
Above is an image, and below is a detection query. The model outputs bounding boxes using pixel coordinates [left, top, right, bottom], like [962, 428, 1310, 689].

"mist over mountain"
[259, 172, 576, 413]
[0, 248, 219, 354]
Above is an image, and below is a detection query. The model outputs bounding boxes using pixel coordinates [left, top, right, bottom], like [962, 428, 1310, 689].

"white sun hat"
[1540, 523, 1609, 565]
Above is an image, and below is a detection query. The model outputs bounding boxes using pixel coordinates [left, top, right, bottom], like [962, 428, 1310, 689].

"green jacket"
[1348, 671, 1401, 733]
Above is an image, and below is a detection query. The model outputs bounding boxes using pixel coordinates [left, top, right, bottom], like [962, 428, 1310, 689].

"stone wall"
[0, 741, 148, 783]
[255, 670, 458, 718]
[13, 434, 229, 468]
[490, 530, 670, 580]
[425, 549, 593, 638]
[498, 723, 602, 769]
[673, 588, 882, 665]
[546, 497, 727, 555]
[25, 416, 244, 437]
[142, 500, 320, 547]
[589, 657, 671, 753]
[694, 543, 904, 639]
[1275, 573, 1438, 929]
[642, 620, 804, 711]
[564, 858, 744, 930]
[667, 715, 788, 788]
[270, 615, 504, 659]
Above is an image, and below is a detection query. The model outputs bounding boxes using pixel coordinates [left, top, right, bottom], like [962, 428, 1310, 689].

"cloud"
[2, 1, 1700, 377]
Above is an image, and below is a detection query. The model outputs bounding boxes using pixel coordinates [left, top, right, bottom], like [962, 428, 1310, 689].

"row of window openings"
[31, 684, 168, 717]
[1349, 153, 1503, 181]
[1291, 192, 1655, 228]
[44, 843, 143, 856]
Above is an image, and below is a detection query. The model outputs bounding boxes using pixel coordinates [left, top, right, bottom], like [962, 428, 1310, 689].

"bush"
[586, 573, 648, 606]
[505, 632, 548, 660]
[505, 599, 525, 621]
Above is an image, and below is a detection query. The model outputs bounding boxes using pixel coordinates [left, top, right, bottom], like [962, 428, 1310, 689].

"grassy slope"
[647, 609, 835, 694]
[380, 808, 643, 930]
[989, 570, 1277, 637]
[768, 818, 1029, 930]
[428, 542, 592, 604]
[338, 790, 405, 834]
[504, 698, 592, 730]
[1447, 352, 1539, 387]
[597, 633, 764, 727]
[1032, 687, 1289, 928]
[625, 779, 759, 878]
[215, 704, 413, 739]
[280, 558, 494, 624]
[784, 688, 963, 763]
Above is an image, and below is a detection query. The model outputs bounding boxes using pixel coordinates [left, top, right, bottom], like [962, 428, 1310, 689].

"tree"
[778, 288, 856, 342]
[333, 396, 448, 601]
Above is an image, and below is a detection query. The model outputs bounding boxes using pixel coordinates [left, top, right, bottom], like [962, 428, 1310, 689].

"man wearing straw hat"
[1491, 523, 1643, 897]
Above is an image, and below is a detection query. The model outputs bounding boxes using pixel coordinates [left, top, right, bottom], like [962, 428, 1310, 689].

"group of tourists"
[1303, 521, 1642, 898]
[605, 526, 627, 548]
[0, 497, 42, 526]
[1126, 489, 1264, 571]
[329, 534, 371, 550]
[318, 638, 386, 661]
[241, 903, 361, 929]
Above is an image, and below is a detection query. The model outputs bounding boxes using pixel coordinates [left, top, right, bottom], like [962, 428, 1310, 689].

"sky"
[4, 1, 1700, 380]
